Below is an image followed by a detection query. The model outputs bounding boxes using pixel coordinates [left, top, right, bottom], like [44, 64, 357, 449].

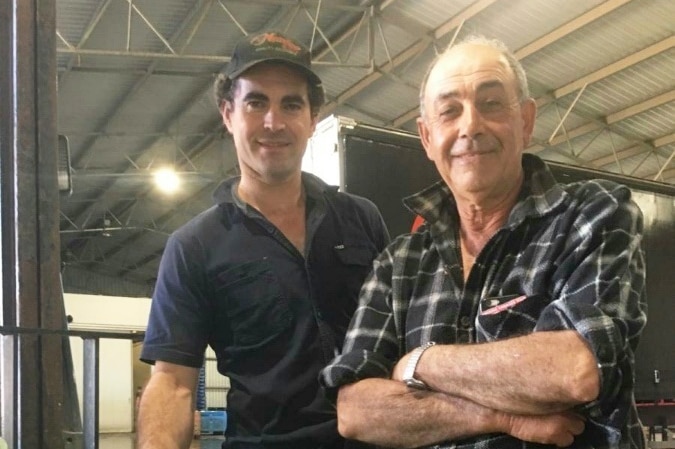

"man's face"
[417, 44, 536, 203]
[221, 62, 318, 184]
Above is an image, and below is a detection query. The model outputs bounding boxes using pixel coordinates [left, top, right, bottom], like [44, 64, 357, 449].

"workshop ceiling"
[56, 0, 675, 297]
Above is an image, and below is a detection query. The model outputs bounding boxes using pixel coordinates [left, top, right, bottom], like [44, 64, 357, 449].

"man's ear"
[220, 101, 234, 134]
[309, 113, 319, 135]
[417, 116, 434, 161]
[520, 98, 537, 147]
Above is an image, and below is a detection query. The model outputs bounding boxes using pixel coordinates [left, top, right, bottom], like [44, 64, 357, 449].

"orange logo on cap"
[250, 33, 302, 54]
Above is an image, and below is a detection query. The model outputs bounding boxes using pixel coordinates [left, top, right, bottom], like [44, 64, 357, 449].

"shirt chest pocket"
[475, 293, 549, 342]
[214, 260, 293, 347]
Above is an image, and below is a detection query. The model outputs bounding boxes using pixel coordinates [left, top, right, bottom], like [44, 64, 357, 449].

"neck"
[238, 173, 305, 214]
[456, 182, 521, 258]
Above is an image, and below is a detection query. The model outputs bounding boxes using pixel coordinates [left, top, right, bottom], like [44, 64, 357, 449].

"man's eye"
[245, 100, 266, 110]
[440, 106, 460, 118]
[480, 99, 506, 112]
[284, 102, 303, 111]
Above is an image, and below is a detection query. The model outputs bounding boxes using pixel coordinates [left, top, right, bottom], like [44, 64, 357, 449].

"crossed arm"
[137, 361, 200, 449]
[336, 330, 597, 448]
[405, 330, 600, 414]
[333, 184, 646, 448]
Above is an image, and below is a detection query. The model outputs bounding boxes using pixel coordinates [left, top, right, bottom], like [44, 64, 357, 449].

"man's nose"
[458, 104, 484, 139]
[263, 106, 286, 131]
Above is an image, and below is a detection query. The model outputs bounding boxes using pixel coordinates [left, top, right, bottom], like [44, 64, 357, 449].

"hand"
[507, 411, 585, 447]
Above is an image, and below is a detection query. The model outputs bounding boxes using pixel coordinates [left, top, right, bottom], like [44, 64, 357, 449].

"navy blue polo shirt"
[142, 172, 389, 448]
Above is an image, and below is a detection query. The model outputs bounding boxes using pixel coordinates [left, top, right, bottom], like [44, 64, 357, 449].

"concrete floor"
[99, 433, 225, 449]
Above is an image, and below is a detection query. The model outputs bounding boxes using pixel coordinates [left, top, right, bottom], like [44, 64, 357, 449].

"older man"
[138, 31, 388, 449]
[321, 35, 647, 449]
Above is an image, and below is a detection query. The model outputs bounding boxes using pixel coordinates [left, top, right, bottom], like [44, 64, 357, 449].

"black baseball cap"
[223, 31, 322, 87]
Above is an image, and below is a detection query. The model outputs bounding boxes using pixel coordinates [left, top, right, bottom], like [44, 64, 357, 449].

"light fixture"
[101, 218, 112, 237]
[153, 167, 181, 194]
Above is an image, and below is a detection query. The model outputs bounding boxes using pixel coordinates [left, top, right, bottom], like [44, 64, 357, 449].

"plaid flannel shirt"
[321, 154, 647, 449]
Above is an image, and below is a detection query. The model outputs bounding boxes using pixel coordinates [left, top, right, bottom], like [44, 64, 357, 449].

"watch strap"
[402, 341, 436, 390]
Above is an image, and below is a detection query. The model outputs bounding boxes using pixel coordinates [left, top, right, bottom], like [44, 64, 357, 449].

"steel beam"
[82, 338, 100, 449]
[0, 0, 66, 447]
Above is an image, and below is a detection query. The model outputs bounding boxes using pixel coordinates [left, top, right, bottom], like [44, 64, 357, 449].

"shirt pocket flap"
[334, 245, 376, 267]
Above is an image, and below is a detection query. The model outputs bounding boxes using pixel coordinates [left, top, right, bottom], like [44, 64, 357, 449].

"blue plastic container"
[200, 410, 227, 435]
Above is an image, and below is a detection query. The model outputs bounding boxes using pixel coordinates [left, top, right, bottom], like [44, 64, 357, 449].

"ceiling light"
[154, 168, 181, 194]
[101, 218, 112, 237]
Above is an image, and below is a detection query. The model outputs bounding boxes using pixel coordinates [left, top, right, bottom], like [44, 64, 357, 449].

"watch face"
[404, 377, 427, 390]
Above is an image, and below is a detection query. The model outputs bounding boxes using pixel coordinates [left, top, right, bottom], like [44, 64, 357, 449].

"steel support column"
[0, 0, 65, 448]
[82, 338, 100, 449]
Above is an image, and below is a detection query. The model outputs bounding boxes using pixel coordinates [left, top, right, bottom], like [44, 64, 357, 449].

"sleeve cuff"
[320, 349, 394, 389]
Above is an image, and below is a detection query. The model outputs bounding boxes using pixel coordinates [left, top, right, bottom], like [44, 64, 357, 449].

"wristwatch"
[401, 341, 436, 390]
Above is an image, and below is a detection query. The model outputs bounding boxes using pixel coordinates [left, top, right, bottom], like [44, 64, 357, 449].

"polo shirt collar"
[212, 171, 337, 207]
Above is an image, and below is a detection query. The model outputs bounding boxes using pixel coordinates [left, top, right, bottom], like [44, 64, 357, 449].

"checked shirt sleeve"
[321, 246, 403, 390]
[534, 181, 647, 430]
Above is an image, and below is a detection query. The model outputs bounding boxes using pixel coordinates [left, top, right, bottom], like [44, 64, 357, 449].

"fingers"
[547, 413, 585, 447]
[553, 413, 585, 447]
[566, 413, 585, 436]
[508, 411, 585, 447]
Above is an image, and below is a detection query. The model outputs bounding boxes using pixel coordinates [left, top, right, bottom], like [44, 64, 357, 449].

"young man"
[322, 36, 647, 449]
[138, 31, 389, 449]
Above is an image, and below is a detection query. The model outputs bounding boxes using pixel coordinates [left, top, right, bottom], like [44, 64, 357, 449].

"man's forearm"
[417, 330, 600, 414]
[337, 378, 585, 448]
[337, 377, 507, 448]
[137, 372, 195, 449]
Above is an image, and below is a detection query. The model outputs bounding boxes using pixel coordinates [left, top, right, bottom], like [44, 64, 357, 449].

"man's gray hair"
[418, 35, 530, 118]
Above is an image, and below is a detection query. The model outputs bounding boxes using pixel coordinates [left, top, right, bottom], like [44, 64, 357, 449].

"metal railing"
[0, 325, 144, 449]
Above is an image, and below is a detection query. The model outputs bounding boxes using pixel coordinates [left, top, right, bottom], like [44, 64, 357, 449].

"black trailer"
[303, 116, 675, 408]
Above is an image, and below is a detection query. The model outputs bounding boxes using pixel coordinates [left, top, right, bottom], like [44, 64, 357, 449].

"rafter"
[322, 0, 499, 116]
[514, 0, 632, 60]
[527, 89, 675, 164]
[537, 35, 674, 108]
[54, 0, 675, 291]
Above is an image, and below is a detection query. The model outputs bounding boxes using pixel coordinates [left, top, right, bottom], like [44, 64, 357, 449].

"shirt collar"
[403, 154, 568, 229]
[212, 171, 338, 207]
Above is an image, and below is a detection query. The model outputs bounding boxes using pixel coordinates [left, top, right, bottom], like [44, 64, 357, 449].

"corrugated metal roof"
[54, 0, 675, 295]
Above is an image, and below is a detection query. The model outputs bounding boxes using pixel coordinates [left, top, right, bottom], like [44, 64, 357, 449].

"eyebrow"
[242, 92, 268, 103]
[241, 91, 307, 105]
[435, 79, 507, 103]
[280, 94, 307, 105]
[476, 80, 506, 93]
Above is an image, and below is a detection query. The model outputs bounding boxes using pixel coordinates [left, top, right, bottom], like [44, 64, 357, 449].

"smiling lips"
[258, 139, 290, 148]
[452, 148, 493, 158]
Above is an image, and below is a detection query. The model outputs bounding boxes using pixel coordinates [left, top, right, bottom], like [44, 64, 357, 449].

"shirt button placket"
[457, 315, 473, 343]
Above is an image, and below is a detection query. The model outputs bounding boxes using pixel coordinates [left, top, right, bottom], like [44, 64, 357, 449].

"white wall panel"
[64, 293, 151, 433]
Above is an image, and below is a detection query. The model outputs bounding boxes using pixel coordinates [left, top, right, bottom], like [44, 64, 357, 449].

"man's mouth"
[452, 148, 493, 158]
[258, 140, 289, 148]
